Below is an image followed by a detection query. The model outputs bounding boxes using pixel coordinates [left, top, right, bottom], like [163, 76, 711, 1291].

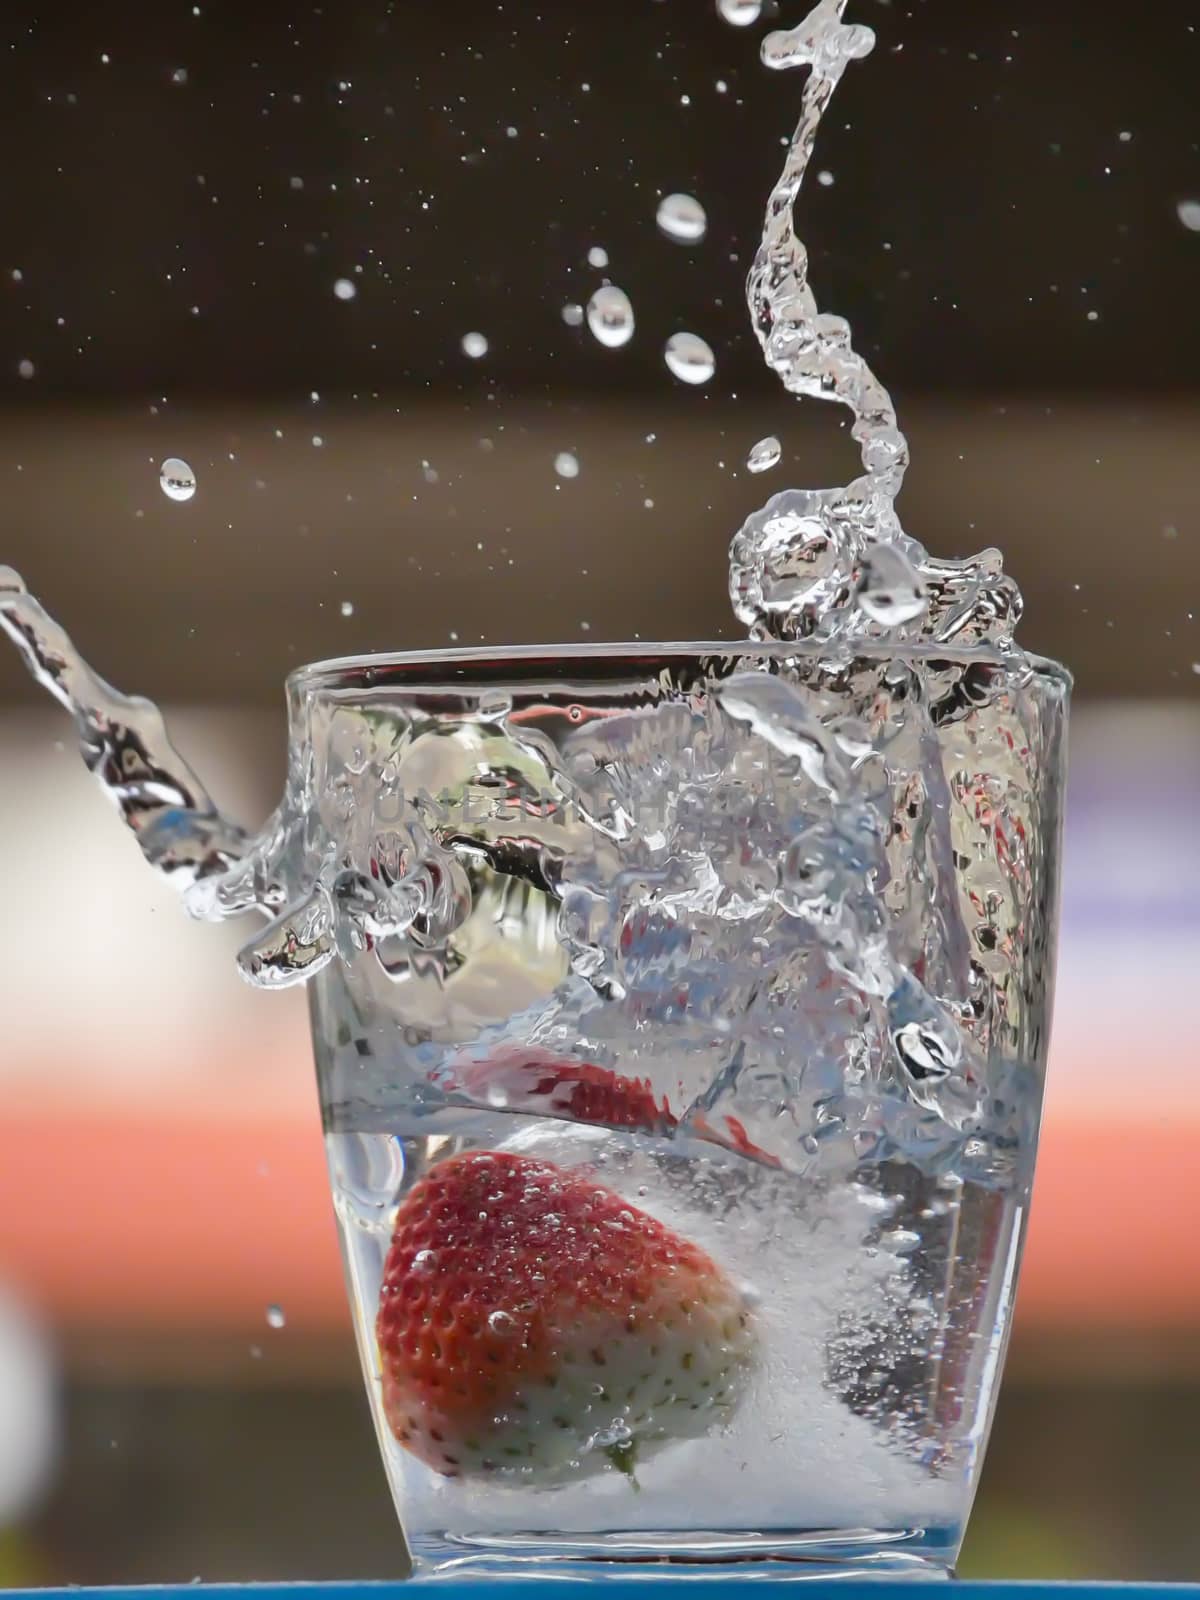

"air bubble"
[333, 278, 357, 301]
[461, 331, 489, 359]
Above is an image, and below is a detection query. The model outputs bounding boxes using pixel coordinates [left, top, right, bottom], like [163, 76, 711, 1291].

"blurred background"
[1, 0, 1198, 1585]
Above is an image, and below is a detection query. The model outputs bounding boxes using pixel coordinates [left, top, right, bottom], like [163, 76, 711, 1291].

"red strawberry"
[687, 1110, 784, 1170]
[433, 1045, 678, 1137]
[376, 1150, 755, 1483]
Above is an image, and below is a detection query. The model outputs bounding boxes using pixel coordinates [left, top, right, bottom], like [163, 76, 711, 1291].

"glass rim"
[288, 638, 1072, 697]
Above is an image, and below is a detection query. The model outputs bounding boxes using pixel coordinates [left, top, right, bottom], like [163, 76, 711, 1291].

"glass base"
[409, 1526, 956, 1580]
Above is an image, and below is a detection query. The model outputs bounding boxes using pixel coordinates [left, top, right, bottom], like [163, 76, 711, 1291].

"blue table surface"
[7, 1584, 1198, 1598]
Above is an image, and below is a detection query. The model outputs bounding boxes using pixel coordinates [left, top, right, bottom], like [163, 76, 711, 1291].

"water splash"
[730, 0, 1021, 649]
[0, 0, 1037, 1009]
[0, 566, 250, 894]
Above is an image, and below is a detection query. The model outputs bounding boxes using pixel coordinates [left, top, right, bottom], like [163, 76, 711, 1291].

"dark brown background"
[1, 0, 1198, 705]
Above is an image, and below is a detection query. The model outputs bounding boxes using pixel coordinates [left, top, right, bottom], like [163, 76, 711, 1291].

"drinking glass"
[293, 639, 1069, 1578]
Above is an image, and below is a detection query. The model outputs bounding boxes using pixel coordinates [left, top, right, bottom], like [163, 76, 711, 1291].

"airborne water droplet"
[1176, 199, 1200, 233]
[17, 359, 34, 380]
[333, 277, 357, 301]
[656, 192, 708, 244]
[717, 0, 763, 26]
[266, 1304, 287, 1329]
[587, 245, 610, 269]
[160, 457, 196, 502]
[554, 451, 580, 480]
[340, 599, 354, 618]
[586, 285, 635, 349]
[664, 331, 715, 386]
[746, 435, 781, 473]
[461, 330, 489, 359]
[561, 302, 584, 327]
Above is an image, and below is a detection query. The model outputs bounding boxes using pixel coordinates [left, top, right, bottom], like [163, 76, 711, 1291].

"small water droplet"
[746, 435, 781, 473]
[412, 1249, 438, 1272]
[717, 0, 762, 26]
[816, 169, 835, 187]
[266, 1304, 286, 1329]
[587, 245, 609, 269]
[17, 359, 34, 380]
[555, 450, 580, 479]
[159, 457, 196, 502]
[664, 331, 715, 385]
[171, 67, 189, 86]
[656, 192, 707, 244]
[586, 285, 635, 349]
[289, 175, 304, 191]
[333, 277, 357, 301]
[487, 1309, 517, 1336]
[1176, 199, 1200, 233]
[340, 599, 354, 618]
[461, 330, 488, 359]
[561, 302, 584, 327]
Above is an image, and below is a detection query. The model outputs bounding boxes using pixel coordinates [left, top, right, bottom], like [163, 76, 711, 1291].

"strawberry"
[687, 1110, 784, 1170]
[433, 1045, 678, 1137]
[376, 1150, 755, 1483]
